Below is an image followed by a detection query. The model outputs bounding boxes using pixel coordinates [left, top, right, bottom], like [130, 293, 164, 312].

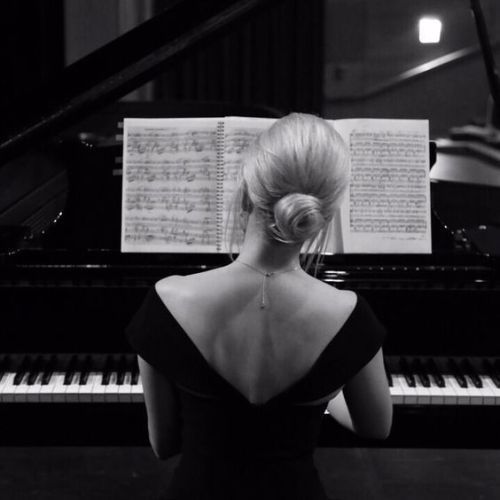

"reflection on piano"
[431, 0, 500, 253]
[1, 0, 500, 449]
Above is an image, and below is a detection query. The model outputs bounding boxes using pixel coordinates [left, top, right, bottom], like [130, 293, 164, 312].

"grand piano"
[1, 0, 500, 448]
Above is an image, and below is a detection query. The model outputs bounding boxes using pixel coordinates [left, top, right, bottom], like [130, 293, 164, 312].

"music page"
[221, 117, 276, 251]
[333, 119, 431, 253]
[121, 118, 219, 252]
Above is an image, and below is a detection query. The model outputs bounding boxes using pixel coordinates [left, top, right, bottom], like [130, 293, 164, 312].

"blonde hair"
[229, 113, 350, 273]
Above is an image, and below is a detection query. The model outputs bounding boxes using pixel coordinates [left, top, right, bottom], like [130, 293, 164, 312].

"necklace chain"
[236, 259, 300, 309]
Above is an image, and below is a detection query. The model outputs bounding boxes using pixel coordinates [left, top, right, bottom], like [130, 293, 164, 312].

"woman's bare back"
[155, 263, 356, 405]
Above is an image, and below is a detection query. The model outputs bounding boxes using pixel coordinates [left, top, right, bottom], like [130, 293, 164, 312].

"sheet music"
[221, 117, 275, 250]
[121, 118, 219, 252]
[333, 119, 431, 253]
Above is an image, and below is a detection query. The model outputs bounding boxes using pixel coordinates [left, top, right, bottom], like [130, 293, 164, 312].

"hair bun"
[271, 193, 325, 244]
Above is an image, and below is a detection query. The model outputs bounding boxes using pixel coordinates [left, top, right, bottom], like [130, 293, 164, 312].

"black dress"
[126, 287, 386, 500]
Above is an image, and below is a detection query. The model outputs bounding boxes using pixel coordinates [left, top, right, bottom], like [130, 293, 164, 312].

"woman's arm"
[327, 348, 392, 439]
[138, 355, 182, 459]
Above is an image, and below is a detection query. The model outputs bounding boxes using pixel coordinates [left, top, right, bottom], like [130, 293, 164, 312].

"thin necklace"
[236, 259, 300, 309]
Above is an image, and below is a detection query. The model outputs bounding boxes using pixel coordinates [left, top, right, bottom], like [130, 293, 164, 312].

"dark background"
[1, 0, 499, 138]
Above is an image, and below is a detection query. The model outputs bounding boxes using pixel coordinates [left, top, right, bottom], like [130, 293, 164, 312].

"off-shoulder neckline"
[148, 287, 361, 407]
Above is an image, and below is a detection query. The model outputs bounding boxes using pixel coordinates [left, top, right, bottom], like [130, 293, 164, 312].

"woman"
[126, 113, 392, 499]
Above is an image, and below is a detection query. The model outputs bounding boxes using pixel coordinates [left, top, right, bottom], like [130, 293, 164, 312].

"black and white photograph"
[1, 0, 500, 498]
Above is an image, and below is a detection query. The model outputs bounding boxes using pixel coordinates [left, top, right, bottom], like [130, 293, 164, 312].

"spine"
[215, 120, 225, 252]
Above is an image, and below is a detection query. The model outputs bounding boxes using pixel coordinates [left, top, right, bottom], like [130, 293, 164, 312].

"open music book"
[121, 116, 431, 254]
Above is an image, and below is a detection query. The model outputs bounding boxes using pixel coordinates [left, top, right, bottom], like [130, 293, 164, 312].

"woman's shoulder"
[155, 274, 184, 294]
[154, 267, 234, 313]
[302, 273, 358, 317]
[155, 266, 228, 293]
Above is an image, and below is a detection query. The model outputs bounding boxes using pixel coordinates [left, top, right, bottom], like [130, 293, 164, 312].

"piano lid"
[0, 0, 282, 166]
[470, 0, 500, 128]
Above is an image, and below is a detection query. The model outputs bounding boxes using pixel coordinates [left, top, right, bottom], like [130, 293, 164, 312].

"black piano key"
[484, 359, 500, 388]
[410, 358, 430, 388]
[27, 355, 44, 385]
[21, 355, 37, 386]
[0, 355, 10, 384]
[424, 358, 445, 387]
[492, 360, 500, 387]
[384, 359, 393, 387]
[79, 355, 92, 385]
[13, 355, 30, 385]
[129, 356, 140, 385]
[116, 355, 127, 386]
[63, 355, 78, 385]
[102, 355, 113, 385]
[34, 372, 44, 386]
[71, 355, 87, 385]
[448, 358, 468, 388]
[399, 357, 416, 387]
[41, 355, 57, 385]
[460, 358, 482, 388]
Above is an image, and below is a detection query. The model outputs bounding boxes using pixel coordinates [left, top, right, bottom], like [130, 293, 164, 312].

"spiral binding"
[215, 121, 225, 253]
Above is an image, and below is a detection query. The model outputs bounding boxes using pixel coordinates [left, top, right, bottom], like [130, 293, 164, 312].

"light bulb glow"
[419, 17, 442, 44]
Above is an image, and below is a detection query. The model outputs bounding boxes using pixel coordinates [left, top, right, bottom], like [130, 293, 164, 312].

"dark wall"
[3, 0, 498, 137]
[324, 51, 496, 138]
[323, 0, 500, 137]
[0, 1, 64, 109]
[154, 0, 324, 114]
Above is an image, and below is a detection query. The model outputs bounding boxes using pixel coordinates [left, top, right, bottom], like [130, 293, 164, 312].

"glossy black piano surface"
[2, 0, 500, 448]
[1, 240, 500, 446]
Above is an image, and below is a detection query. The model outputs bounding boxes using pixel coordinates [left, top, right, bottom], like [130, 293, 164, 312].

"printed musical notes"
[123, 215, 216, 247]
[126, 158, 215, 183]
[121, 116, 431, 255]
[221, 117, 276, 248]
[122, 118, 220, 252]
[334, 119, 431, 254]
[125, 186, 214, 213]
[127, 129, 217, 156]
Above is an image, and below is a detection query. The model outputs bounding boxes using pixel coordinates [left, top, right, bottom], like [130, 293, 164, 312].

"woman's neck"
[236, 212, 301, 272]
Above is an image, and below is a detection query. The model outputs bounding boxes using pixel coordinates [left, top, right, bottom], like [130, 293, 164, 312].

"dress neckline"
[149, 287, 359, 407]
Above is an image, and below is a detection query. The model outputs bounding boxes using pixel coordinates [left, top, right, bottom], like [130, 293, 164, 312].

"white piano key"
[445, 376, 469, 405]
[0, 373, 16, 402]
[428, 380, 446, 405]
[78, 372, 99, 403]
[440, 375, 458, 405]
[64, 373, 81, 403]
[465, 377, 485, 405]
[395, 374, 418, 405]
[104, 372, 120, 403]
[26, 373, 43, 403]
[389, 375, 405, 405]
[414, 379, 431, 405]
[118, 372, 133, 403]
[39, 378, 54, 403]
[51, 373, 67, 403]
[481, 375, 500, 405]
[91, 373, 107, 402]
[13, 373, 30, 402]
[131, 377, 144, 403]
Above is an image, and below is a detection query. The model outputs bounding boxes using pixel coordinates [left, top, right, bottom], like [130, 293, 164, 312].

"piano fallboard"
[1, 249, 500, 356]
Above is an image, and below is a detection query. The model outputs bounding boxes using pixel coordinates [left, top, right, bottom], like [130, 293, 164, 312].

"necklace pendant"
[236, 260, 299, 310]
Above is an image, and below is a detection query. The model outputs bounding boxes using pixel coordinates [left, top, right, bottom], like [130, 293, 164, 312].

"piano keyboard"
[1, 354, 500, 405]
[0, 354, 143, 403]
[384, 356, 500, 406]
